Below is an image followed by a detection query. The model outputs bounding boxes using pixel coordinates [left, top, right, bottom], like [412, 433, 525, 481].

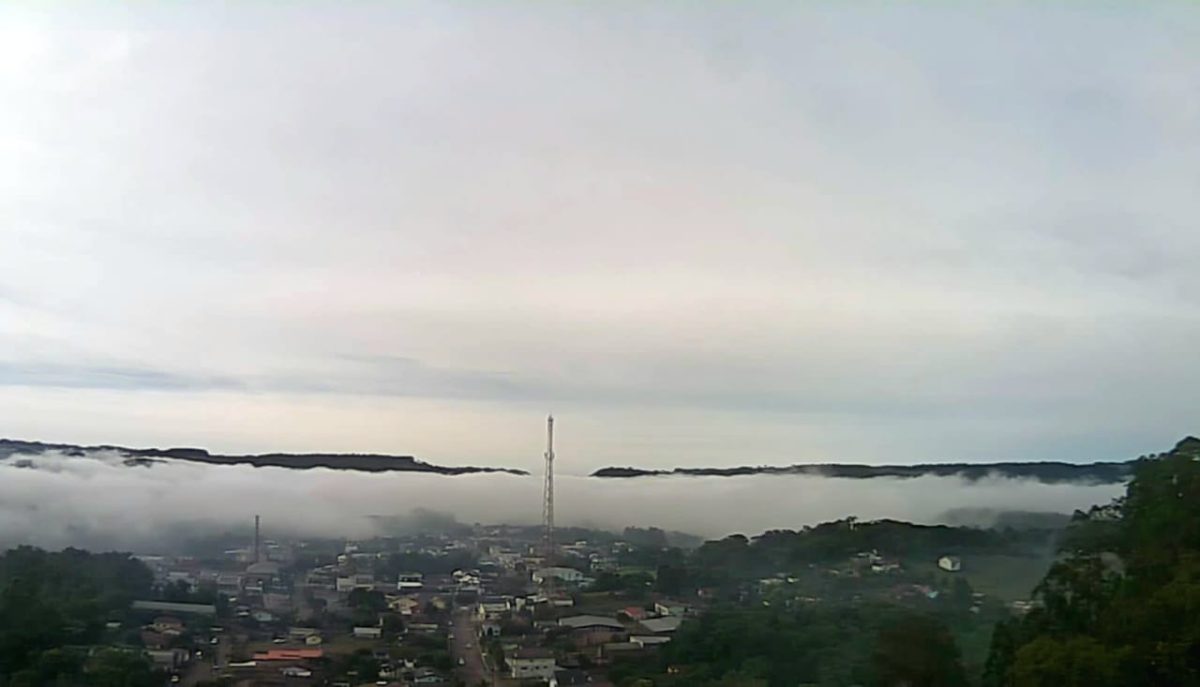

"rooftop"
[559, 615, 625, 630]
[512, 647, 555, 660]
[639, 616, 682, 634]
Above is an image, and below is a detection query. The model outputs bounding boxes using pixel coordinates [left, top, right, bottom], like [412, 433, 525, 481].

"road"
[180, 634, 230, 687]
[451, 608, 492, 687]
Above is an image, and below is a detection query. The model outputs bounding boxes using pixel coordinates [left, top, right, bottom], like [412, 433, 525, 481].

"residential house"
[938, 556, 963, 572]
[397, 573, 424, 591]
[551, 668, 592, 685]
[653, 602, 689, 617]
[533, 567, 584, 585]
[638, 616, 682, 636]
[558, 616, 627, 647]
[509, 647, 556, 681]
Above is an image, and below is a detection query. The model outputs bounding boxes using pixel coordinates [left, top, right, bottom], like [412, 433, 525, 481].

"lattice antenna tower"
[542, 415, 555, 566]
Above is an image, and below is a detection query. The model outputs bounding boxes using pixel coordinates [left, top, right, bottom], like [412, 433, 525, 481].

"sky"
[1, 3, 1198, 473]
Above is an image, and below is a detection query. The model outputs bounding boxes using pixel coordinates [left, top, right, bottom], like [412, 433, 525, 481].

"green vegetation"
[920, 553, 1054, 602]
[610, 604, 969, 687]
[0, 547, 158, 686]
[983, 437, 1200, 686]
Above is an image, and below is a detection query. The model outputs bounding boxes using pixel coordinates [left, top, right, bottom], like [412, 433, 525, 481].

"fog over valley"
[0, 447, 1123, 552]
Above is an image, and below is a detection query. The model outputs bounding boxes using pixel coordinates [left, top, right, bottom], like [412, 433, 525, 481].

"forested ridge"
[983, 436, 1200, 685]
[0, 548, 159, 687]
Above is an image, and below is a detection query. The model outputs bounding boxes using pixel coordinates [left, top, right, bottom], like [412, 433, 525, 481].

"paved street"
[451, 608, 492, 687]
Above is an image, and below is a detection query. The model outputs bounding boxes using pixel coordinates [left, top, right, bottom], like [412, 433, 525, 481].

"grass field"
[914, 553, 1054, 601]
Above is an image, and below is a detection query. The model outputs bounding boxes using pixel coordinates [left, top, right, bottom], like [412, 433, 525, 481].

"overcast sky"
[1, 3, 1197, 472]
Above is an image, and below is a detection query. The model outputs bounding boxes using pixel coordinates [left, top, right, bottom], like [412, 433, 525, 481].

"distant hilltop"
[0, 438, 528, 476]
[591, 460, 1136, 484]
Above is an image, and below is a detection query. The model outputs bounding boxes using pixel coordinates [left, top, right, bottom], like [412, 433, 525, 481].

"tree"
[873, 614, 968, 687]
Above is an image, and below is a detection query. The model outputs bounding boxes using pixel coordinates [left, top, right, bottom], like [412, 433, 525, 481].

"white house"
[938, 556, 963, 572]
[336, 574, 375, 592]
[353, 626, 383, 639]
[533, 567, 584, 585]
[509, 647, 556, 681]
[397, 573, 424, 591]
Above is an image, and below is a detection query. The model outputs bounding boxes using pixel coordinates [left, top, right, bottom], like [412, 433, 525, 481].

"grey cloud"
[0, 3, 1196, 468]
[0, 361, 242, 391]
[0, 447, 1125, 551]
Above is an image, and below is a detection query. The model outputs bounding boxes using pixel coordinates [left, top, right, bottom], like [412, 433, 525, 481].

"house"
[638, 616, 682, 635]
[151, 616, 184, 634]
[252, 610, 274, 623]
[480, 621, 502, 638]
[146, 648, 189, 670]
[551, 668, 592, 686]
[336, 574, 375, 592]
[288, 627, 320, 640]
[653, 602, 689, 617]
[412, 667, 446, 684]
[353, 626, 383, 639]
[938, 556, 962, 572]
[631, 636, 672, 648]
[619, 606, 648, 621]
[397, 573, 424, 591]
[509, 647, 556, 681]
[389, 595, 421, 615]
[533, 566, 584, 585]
[476, 595, 511, 620]
[140, 630, 170, 650]
[558, 616, 628, 647]
[252, 648, 324, 661]
[132, 600, 217, 617]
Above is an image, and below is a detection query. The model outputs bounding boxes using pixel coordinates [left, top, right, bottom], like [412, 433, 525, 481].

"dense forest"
[607, 438, 1200, 686]
[983, 437, 1200, 685]
[0, 547, 159, 687]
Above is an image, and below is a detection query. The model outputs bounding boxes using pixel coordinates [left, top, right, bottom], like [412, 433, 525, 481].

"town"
[126, 517, 700, 687]
[110, 508, 1052, 687]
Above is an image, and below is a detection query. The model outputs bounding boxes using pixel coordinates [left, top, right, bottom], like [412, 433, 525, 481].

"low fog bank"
[0, 450, 1123, 552]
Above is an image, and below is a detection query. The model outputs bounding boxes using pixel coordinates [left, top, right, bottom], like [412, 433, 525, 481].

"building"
[533, 566, 584, 585]
[938, 556, 963, 572]
[653, 601, 689, 617]
[638, 616, 682, 635]
[509, 647, 556, 681]
[132, 600, 217, 617]
[353, 626, 383, 639]
[551, 668, 592, 686]
[151, 616, 184, 634]
[146, 648, 190, 671]
[252, 648, 324, 661]
[397, 572, 424, 591]
[336, 574, 375, 592]
[558, 615, 628, 647]
[476, 595, 511, 620]
[619, 606, 648, 621]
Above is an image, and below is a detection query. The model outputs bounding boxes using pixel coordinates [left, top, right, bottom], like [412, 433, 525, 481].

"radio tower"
[541, 415, 555, 567]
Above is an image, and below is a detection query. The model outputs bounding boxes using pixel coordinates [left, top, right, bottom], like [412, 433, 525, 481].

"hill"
[592, 461, 1135, 484]
[0, 438, 528, 475]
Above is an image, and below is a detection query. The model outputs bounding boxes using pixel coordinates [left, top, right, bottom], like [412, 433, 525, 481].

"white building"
[397, 573, 424, 591]
[938, 556, 963, 572]
[533, 567, 584, 585]
[509, 648, 556, 680]
[353, 626, 383, 639]
[336, 574, 375, 592]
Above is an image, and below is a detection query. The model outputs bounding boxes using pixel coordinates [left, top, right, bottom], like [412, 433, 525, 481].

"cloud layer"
[1, 3, 1198, 470]
[0, 449, 1123, 551]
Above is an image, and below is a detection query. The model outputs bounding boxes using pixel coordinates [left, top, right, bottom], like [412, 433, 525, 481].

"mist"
[0, 449, 1123, 552]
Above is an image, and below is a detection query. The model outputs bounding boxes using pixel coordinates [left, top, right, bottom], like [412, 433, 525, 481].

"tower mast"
[254, 514, 261, 563]
[542, 415, 555, 567]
